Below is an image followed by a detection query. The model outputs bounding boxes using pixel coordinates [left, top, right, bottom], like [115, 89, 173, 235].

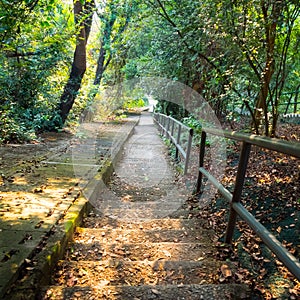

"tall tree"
[123, 0, 300, 136]
[93, 0, 133, 87]
[58, 0, 95, 124]
[0, 0, 74, 142]
[218, 0, 299, 135]
[93, 2, 117, 86]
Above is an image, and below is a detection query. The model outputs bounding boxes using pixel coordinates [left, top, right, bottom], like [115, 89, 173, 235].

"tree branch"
[6, 50, 42, 58]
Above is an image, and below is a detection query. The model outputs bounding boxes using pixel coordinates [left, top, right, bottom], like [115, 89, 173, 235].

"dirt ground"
[0, 131, 73, 182]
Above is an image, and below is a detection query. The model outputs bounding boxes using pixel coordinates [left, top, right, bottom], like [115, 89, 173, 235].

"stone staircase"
[39, 211, 249, 299]
[39, 113, 250, 299]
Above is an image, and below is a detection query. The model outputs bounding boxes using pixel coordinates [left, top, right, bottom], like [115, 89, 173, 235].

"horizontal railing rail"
[203, 127, 300, 158]
[197, 127, 300, 280]
[153, 112, 193, 175]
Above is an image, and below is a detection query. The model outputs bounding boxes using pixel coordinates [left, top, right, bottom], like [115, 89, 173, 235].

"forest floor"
[0, 118, 299, 299]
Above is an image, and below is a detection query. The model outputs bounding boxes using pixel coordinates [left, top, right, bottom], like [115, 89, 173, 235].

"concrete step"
[89, 207, 191, 220]
[66, 241, 215, 261]
[107, 187, 187, 202]
[69, 217, 216, 261]
[40, 283, 250, 299]
[106, 194, 175, 203]
[106, 183, 187, 197]
[108, 186, 171, 199]
[83, 216, 208, 230]
[73, 226, 214, 244]
[93, 199, 186, 208]
[50, 259, 230, 286]
[90, 206, 189, 223]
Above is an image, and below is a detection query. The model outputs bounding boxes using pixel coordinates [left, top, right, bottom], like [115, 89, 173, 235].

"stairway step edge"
[83, 217, 208, 229]
[84, 217, 204, 222]
[70, 241, 213, 246]
[57, 258, 224, 266]
[40, 283, 251, 300]
[76, 227, 212, 233]
[66, 241, 217, 261]
[73, 227, 214, 244]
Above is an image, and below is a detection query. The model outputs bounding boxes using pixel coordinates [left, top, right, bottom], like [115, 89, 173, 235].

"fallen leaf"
[162, 249, 172, 257]
[220, 264, 232, 278]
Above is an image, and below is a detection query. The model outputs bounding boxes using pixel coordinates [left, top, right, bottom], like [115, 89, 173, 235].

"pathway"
[39, 112, 250, 299]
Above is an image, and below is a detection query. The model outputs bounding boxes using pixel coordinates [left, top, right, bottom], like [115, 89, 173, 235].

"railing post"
[165, 115, 169, 137]
[225, 142, 251, 244]
[166, 116, 170, 139]
[157, 113, 161, 133]
[196, 131, 206, 193]
[162, 115, 166, 136]
[184, 128, 193, 175]
[175, 124, 182, 162]
[171, 118, 175, 136]
[170, 118, 175, 143]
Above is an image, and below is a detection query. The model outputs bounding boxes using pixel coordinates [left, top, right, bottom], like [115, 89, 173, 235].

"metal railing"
[153, 112, 193, 175]
[197, 127, 300, 280]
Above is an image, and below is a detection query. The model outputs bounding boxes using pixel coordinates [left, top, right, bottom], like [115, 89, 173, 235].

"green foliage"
[120, 0, 300, 135]
[181, 115, 202, 142]
[0, 0, 299, 142]
[93, 0, 139, 87]
[0, 99, 63, 143]
[154, 100, 186, 120]
[0, 0, 74, 143]
[162, 136, 178, 162]
[181, 116, 202, 134]
[123, 98, 145, 109]
[0, 109, 35, 143]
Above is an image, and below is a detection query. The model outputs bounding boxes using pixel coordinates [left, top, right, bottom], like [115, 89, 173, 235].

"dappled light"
[1, 0, 300, 299]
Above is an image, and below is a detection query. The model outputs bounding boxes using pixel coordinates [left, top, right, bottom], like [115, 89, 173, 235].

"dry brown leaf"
[220, 264, 232, 278]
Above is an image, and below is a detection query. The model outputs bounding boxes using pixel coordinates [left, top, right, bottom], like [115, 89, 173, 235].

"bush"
[182, 115, 202, 136]
[0, 102, 63, 144]
[0, 110, 35, 143]
[123, 98, 145, 110]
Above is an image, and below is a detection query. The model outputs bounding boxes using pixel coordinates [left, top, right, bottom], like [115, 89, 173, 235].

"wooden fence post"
[196, 131, 207, 193]
[225, 142, 251, 243]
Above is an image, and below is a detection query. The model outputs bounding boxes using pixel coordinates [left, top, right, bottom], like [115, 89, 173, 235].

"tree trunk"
[94, 47, 108, 86]
[254, 1, 282, 136]
[93, 9, 117, 86]
[293, 85, 300, 113]
[58, 0, 94, 124]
